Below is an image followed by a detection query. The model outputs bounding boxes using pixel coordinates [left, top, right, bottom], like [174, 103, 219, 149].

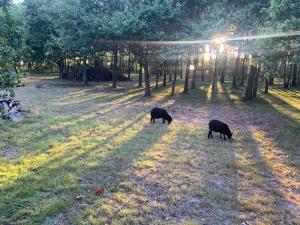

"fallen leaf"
[93, 187, 105, 196]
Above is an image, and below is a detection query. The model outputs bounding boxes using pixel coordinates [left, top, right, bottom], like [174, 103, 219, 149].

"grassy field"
[0, 75, 299, 225]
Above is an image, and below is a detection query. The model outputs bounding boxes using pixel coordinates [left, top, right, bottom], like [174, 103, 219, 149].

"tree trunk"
[212, 55, 219, 90]
[112, 48, 118, 88]
[82, 58, 88, 85]
[155, 63, 160, 89]
[201, 56, 205, 82]
[283, 61, 288, 89]
[253, 65, 260, 98]
[191, 57, 199, 89]
[220, 54, 227, 84]
[168, 63, 173, 82]
[110, 53, 114, 70]
[264, 77, 269, 94]
[244, 65, 257, 100]
[286, 64, 293, 88]
[138, 63, 143, 87]
[58, 58, 64, 79]
[64, 59, 67, 74]
[163, 62, 167, 86]
[67, 62, 70, 73]
[232, 54, 240, 89]
[269, 77, 274, 85]
[292, 64, 297, 87]
[171, 60, 178, 96]
[183, 57, 191, 95]
[239, 57, 247, 86]
[144, 59, 151, 97]
[191, 69, 197, 89]
[180, 59, 183, 79]
[119, 51, 122, 74]
[127, 52, 131, 80]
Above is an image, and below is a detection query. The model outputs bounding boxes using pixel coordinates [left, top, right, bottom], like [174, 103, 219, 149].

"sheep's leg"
[208, 130, 213, 139]
[153, 118, 155, 123]
[150, 117, 153, 123]
[163, 119, 165, 124]
[223, 134, 226, 141]
[220, 133, 222, 139]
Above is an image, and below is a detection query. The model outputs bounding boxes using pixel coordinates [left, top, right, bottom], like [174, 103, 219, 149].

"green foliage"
[0, 1, 24, 94]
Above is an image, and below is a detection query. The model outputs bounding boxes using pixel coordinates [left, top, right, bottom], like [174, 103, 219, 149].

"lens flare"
[96, 31, 300, 46]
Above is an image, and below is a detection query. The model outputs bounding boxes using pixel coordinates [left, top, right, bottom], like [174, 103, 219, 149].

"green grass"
[0, 75, 299, 224]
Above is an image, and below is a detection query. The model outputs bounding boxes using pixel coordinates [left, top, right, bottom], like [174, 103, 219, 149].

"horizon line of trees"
[1, 0, 300, 98]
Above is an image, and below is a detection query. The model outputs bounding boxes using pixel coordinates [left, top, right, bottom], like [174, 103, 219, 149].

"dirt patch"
[158, 104, 281, 131]
[44, 214, 70, 225]
[0, 147, 18, 160]
[36, 83, 85, 88]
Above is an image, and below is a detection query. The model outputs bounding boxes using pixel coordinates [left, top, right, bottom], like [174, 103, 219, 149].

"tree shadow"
[0, 112, 171, 224]
[236, 125, 300, 224]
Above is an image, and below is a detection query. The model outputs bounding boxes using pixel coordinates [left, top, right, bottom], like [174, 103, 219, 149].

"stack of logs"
[0, 93, 25, 122]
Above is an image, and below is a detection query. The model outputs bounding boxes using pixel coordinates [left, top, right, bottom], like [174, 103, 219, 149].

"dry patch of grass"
[0, 76, 299, 224]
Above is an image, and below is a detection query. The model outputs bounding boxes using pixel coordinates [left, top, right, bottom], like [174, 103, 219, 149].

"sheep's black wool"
[208, 120, 233, 140]
[150, 108, 172, 124]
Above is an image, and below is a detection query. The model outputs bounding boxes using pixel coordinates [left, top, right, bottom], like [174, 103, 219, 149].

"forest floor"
[0, 74, 300, 225]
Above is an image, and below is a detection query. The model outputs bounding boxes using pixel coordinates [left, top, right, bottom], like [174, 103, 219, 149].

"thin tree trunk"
[155, 63, 160, 89]
[64, 59, 67, 74]
[110, 53, 114, 70]
[180, 59, 183, 79]
[58, 58, 64, 79]
[171, 60, 178, 96]
[191, 57, 199, 89]
[127, 52, 131, 80]
[138, 63, 143, 87]
[112, 48, 118, 88]
[119, 51, 122, 74]
[201, 55, 205, 82]
[283, 61, 288, 88]
[239, 57, 247, 86]
[212, 55, 219, 90]
[163, 62, 167, 86]
[253, 65, 260, 98]
[244, 65, 256, 100]
[67, 61, 70, 73]
[82, 58, 88, 85]
[220, 54, 227, 84]
[264, 77, 269, 94]
[183, 57, 191, 95]
[286, 64, 292, 88]
[191, 69, 197, 89]
[232, 54, 240, 89]
[144, 58, 151, 97]
[292, 64, 297, 87]
[168, 63, 173, 82]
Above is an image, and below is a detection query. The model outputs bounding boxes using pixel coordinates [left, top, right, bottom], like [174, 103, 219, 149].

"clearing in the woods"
[0, 75, 299, 225]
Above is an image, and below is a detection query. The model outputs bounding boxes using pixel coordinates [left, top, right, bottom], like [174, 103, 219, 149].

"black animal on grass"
[150, 108, 172, 124]
[208, 120, 233, 141]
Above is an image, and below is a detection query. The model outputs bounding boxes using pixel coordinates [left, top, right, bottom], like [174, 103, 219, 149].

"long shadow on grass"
[236, 125, 300, 223]
[257, 90, 300, 161]
[0, 92, 173, 224]
[0, 111, 158, 224]
[74, 110, 242, 224]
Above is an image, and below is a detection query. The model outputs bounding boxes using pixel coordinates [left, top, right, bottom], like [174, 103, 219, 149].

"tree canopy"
[1, 0, 300, 95]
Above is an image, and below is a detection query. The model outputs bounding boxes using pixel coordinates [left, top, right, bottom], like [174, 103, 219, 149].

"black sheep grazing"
[208, 120, 233, 141]
[150, 108, 172, 124]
